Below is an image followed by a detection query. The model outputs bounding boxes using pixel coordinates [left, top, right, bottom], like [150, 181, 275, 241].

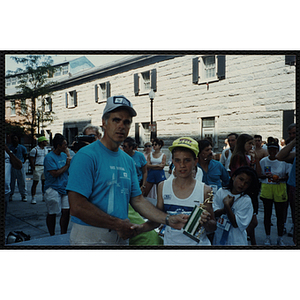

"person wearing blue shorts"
[143, 138, 166, 197]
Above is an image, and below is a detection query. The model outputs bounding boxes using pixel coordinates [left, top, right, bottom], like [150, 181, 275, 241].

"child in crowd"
[213, 166, 260, 246]
[259, 138, 291, 246]
[229, 133, 261, 245]
[156, 137, 216, 246]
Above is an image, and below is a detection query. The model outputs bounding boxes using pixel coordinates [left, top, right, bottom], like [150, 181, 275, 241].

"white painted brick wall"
[39, 55, 295, 152]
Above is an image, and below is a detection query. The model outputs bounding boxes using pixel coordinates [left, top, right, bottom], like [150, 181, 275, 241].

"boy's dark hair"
[172, 147, 197, 159]
[123, 137, 136, 148]
[287, 123, 296, 131]
[227, 133, 238, 139]
[225, 166, 260, 214]
[52, 133, 66, 149]
[254, 134, 262, 139]
[198, 139, 212, 155]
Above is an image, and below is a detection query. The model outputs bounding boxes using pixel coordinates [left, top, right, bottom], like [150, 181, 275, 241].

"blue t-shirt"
[9, 144, 27, 163]
[287, 157, 295, 187]
[66, 140, 142, 225]
[197, 159, 230, 190]
[44, 151, 68, 195]
[131, 151, 147, 182]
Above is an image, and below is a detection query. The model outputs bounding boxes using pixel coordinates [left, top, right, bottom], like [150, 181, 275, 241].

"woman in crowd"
[143, 138, 166, 197]
[259, 138, 291, 246]
[143, 142, 157, 199]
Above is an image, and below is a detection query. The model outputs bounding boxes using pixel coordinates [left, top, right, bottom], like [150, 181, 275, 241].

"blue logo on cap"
[114, 96, 131, 107]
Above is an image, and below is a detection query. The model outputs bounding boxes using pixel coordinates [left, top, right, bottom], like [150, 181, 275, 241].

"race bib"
[217, 214, 231, 231]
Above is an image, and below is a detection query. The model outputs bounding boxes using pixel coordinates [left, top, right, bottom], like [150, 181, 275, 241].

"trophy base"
[183, 231, 200, 243]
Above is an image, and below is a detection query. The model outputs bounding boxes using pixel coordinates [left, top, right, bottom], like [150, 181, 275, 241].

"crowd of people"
[5, 95, 296, 246]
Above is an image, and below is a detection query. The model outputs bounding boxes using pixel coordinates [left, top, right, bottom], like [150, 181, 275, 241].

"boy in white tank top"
[158, 137, 216, 245]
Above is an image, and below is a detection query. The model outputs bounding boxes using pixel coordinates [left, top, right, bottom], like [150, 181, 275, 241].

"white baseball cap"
[102, 96, 137, 118]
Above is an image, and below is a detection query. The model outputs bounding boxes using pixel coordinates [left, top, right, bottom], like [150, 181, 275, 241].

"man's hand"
[66, 157, 72, 167]
[115, 219, 138, 240]
[169, 214, 189, 230]
[130, 223, 145, 236]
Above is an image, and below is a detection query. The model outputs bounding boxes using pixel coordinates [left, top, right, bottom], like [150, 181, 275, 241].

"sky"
[5, 54, 132, 73]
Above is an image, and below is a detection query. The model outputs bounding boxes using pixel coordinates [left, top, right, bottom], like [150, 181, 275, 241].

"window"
[135, 121, 157, 146]
[10, 100, 16, 116]
[21, 99, 27, 115]
[192, 55, 225, 84]
[201, 117, 217, 148]
[11, 77, 17, 85]
[285, 55, 296, 66]
[62, 64, 69, 75]
[141, 71, 151, 92]
[65, 90, 77, 108]
[6, 77, 11, 87]
[54, 67, 61, 77]
[95, 82, 111, 103]
[43, 97, 52, 112]
[134, 69, 157, 96]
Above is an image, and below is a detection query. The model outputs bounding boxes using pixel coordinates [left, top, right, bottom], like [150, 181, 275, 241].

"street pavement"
[4, 172, 296, 247]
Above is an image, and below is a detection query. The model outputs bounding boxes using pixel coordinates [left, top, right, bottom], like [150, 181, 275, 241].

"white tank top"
[162, 178, 211, 246]
[150, 152, 164, 165]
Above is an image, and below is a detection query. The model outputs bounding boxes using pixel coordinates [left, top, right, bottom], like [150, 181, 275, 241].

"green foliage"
[5, 119, 27, 137]
[6, 55, 58, 146]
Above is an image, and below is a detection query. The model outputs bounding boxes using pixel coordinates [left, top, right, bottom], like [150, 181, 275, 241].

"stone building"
[5, 54, 296, 154]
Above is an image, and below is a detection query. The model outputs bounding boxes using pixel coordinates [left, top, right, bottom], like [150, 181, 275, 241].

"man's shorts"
[70, 223, 129, 246]
[33, 165, 45, 181]
[44, 187, 69, 214]
[260, 183, 288, 203]
[147, 169, 166, 184]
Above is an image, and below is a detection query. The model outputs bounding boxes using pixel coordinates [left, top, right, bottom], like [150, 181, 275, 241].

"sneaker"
[31, 198, 36, 204]
[277, 238, 285, 246]
[22, 196, 27, 202]
[264, 237, 271, 246]
[288, 226, 294, 237]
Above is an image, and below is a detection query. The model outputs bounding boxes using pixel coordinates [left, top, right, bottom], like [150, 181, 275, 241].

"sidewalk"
[4, 173, 296, 247]
[5, 174, 72, 246]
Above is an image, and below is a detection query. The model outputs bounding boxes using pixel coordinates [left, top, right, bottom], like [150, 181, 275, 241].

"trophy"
[183, 191, 214, 242]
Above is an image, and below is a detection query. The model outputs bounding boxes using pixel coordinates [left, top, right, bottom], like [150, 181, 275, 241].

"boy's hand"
[223, 195, 235, 207]
[199, 210, 211, 226]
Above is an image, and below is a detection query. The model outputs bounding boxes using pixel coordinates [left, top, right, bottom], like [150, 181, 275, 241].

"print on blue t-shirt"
[66, 140, 141, 226]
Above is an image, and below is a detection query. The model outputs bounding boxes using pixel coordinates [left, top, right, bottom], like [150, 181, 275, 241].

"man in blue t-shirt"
[44, 133, 72, 236]
[66, 95, 188, 246]
[122, 136, 147, 190]
[197, 139, 230, 191]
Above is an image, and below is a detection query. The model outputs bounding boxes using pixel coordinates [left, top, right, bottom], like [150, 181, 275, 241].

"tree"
[5, 55, 58, 147]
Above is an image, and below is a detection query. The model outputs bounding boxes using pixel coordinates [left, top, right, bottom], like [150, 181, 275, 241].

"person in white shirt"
[259, 138, 291, 246]
[220, 133, 238, 173]
[29, 136, 49, 204]
[213, 166, 260, 246]
[5, 145, 22, 215]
